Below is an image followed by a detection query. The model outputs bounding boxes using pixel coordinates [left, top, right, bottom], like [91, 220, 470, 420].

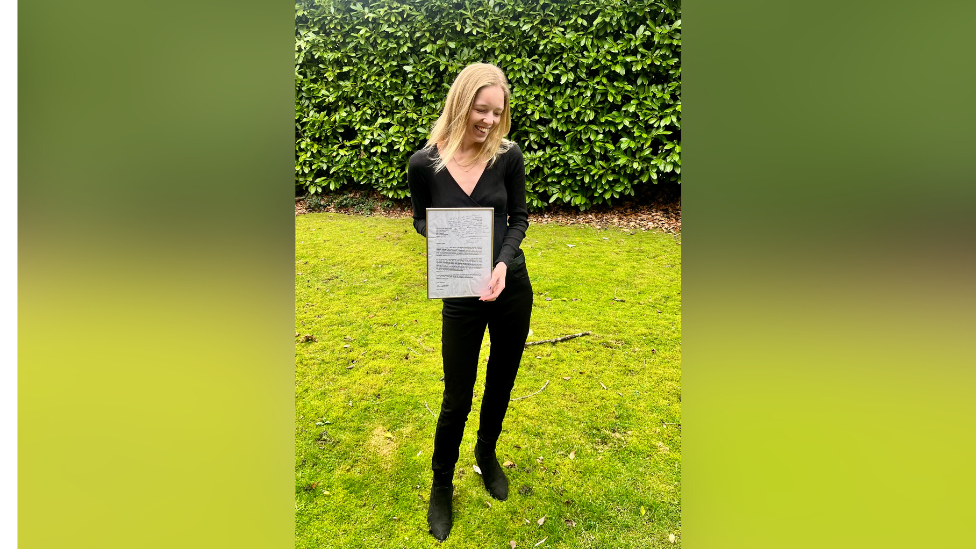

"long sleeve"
[495, 144, 529, 268]
[407, 151, 432, 237]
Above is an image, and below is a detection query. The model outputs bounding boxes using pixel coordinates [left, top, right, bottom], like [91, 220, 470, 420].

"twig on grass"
[525, 332, 592, 347]
[424, 401, 436, 418]
[511, 380, 550, 401]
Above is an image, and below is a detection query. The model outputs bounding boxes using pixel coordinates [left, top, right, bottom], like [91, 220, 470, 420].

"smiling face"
[463, 85, 505, 148]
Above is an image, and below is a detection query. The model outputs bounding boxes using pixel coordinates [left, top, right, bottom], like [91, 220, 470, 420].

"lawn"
[295, 212, 681, 548]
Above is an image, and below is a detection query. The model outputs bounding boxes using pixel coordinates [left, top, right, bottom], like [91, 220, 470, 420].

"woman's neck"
[456, 139, 479, 157]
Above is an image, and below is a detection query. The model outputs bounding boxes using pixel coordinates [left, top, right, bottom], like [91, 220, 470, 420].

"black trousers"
[431, 258, 533, 478]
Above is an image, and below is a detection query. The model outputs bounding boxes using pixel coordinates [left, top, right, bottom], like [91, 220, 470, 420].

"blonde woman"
[408, 63, 532, 542]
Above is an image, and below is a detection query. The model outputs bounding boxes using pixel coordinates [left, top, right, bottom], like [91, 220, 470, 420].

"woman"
[407, 63, 533, 542]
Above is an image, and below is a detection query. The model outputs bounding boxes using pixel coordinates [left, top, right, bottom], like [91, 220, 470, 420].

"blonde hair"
[424, 63, 514, 172]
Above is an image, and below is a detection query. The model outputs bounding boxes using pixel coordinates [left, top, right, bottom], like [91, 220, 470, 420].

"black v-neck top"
[407, 143, 529, 269]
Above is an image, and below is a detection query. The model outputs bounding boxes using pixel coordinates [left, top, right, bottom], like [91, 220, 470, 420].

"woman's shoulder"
[410, 146, 440, 169]
[499, 140, 523, 164]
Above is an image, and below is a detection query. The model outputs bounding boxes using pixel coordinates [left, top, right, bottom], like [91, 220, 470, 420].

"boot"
[474, 436, 509, 501]
[427, 472, 454, 542]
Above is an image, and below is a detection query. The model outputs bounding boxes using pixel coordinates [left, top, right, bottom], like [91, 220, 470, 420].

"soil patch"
[296, 183, 680, 234]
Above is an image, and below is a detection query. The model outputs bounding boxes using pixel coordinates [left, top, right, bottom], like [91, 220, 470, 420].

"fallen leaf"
[536, 456, 544, 464]
[564, 519, 576, 527]
[562, 377, 571, 381]
[640, 506, 646, 516]
[567, 244, 575, 247]
[569, 450, 576, 460]
[513, 444, 522, 450]
[295, 332, 300, 337]
[545, 297, 552, 301]
[537, 515, 546, 526]
[534, 537, 548, 547]
[503, 460, 516, 468]
[346, 365, 354, 369]
[343, 344, 350, 348]
[344, 336, 353, 341]
[473, 465, 482, 475]
[510, 541, 516, 549]
[669, 533, 676, 543]
[486, 500, 492, 508]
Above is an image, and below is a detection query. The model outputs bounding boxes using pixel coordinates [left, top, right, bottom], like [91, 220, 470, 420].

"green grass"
[296, 213, 681, 548]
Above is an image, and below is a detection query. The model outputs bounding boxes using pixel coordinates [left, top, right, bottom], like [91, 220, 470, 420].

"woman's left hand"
[480, 262, 507, 301]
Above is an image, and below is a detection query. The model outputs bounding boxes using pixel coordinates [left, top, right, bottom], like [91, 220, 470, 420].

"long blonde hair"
[424, 63, 514, 172]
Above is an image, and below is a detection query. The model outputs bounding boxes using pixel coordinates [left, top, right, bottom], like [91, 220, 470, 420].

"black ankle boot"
[474, 437, 509, 501]
[427, 474, 453, 542]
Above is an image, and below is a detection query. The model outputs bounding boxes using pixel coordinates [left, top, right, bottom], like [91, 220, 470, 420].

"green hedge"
[296, 0, 680, 210]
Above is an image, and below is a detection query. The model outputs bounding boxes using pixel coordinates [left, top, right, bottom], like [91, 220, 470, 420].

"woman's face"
[463, 85, 505, 147]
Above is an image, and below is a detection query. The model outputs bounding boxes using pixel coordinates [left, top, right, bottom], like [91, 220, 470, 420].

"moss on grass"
[296, 213, 681, 548]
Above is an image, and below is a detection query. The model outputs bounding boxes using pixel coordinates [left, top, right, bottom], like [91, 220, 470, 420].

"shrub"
[295, 0, 680, 210]
[305, 193, 332, 210]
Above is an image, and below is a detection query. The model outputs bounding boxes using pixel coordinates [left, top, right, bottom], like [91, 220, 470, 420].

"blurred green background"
[18, 0, 976, 547]
[685, 0, 976, 547]
[18, 0, 295, 547]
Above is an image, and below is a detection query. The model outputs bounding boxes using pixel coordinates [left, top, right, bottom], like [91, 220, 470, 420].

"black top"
[407, 143, 529, 269]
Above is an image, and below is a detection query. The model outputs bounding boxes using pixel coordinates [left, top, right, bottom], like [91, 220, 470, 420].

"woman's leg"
[431, 298, 489, 479]
[479, 267, 533, 445]
[429, 298, 489, 541]
[473, 265, 533, 501]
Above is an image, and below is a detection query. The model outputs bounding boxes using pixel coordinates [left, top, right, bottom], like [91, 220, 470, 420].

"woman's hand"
[480, 262, 507, 301]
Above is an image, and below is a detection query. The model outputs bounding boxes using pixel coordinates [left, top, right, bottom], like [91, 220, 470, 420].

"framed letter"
[426, 208, 494, 299]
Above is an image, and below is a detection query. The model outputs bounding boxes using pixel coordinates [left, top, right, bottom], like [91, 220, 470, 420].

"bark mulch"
[295, 183, 680, 235]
